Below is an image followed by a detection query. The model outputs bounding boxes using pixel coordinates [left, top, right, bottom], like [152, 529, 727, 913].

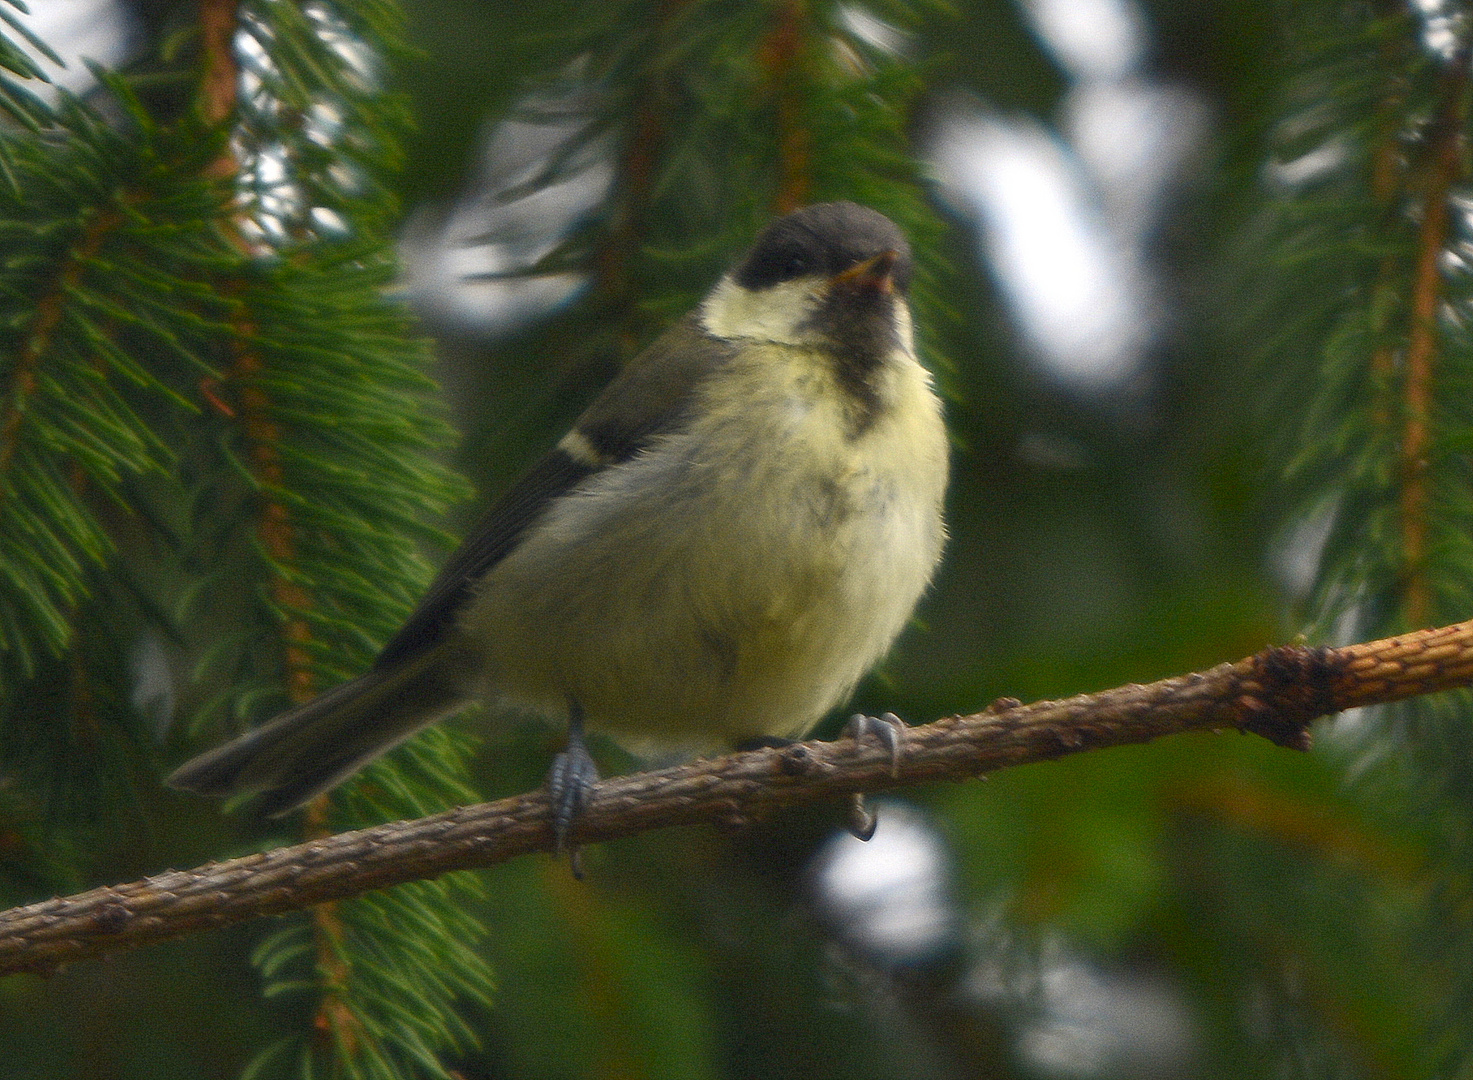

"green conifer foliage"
[0, 1, 491, 1076]
[1247, 1, 1473, 1072]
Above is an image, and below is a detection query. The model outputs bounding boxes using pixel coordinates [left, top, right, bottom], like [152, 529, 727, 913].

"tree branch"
[6, 619, 1473, 977]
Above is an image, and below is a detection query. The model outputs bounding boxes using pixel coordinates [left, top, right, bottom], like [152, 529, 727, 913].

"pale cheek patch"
[699, 276, 824, 346]
[892, 303, 916, 357]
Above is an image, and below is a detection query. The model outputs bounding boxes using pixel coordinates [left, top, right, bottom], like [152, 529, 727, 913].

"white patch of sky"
[810, 801, 957, 965]
[1018, 944, 1199, 1077]
[232, 4, 379, 248]
[966, 931, 1199, 1077]
[837, 4, 910, 58]
[1271, 498, 1336, 601]
[933, 113, 1156, 386]
[1064, 79, 1205, 229]
[1020, 0, 1145, 80]
[1263, 135, 1350, 191]
[10, 0, 137, 95]
[398, 85, 612, 335]
[930, 0, 1205, 391]
[1411, 0, 1467, 59]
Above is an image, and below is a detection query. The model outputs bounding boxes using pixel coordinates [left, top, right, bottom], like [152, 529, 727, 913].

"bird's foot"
[844, 712, 907, 841]
[547, 724, 599, 878]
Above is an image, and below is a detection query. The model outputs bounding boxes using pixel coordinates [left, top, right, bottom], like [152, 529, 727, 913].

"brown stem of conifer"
[592, 0, 689, 356]
[1398, 57, 1467, 625]
[199, 0, 239, 127]
[763, 0, 812, 214]
[197, 0, 352, 1044]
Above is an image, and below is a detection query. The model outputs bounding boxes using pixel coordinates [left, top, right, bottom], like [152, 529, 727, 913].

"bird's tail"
[167, 653, 463, 817]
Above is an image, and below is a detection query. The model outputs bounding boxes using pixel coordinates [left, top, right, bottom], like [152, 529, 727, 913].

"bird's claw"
[844, 712, 906, 840]
[547, 735, 599, 878]
[846, 711, 905, 776]
[847, 792, 878, 841]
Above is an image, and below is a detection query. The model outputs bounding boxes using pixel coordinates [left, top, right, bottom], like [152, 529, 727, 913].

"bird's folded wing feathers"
[374, 315, 736, 669]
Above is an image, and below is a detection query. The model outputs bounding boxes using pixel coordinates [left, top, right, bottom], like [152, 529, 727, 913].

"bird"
[168, 200, 949, 848]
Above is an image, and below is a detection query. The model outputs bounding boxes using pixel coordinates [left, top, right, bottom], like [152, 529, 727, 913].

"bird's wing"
[374, 314, 735, 668]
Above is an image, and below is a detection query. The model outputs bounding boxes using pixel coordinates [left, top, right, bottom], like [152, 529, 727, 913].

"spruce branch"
[7, 618, 1473, 977]
[0, 204, 124, 478]
[187, 4, 497, 1073]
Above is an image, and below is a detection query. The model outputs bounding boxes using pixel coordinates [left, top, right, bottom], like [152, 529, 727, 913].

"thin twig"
[5, 620, 1473, 977]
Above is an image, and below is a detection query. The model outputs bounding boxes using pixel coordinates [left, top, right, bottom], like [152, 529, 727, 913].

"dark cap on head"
[734, 202, 913, 292]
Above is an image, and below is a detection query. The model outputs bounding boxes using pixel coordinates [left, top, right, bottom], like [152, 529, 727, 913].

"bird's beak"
[830, 250, 900, 295]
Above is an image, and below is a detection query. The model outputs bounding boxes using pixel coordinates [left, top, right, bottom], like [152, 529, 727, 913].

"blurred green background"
[1, 1, 1464, 1078]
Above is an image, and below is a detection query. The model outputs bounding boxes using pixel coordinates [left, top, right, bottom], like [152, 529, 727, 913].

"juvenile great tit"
[168, 201, 949, 841]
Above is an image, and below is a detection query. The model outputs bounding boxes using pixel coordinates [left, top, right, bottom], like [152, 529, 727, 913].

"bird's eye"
[781, 253, 812, 278]
[734, 238, 825, 290]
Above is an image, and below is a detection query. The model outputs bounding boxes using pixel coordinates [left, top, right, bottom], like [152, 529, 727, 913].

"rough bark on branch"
[5, 619, 1473, 977]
